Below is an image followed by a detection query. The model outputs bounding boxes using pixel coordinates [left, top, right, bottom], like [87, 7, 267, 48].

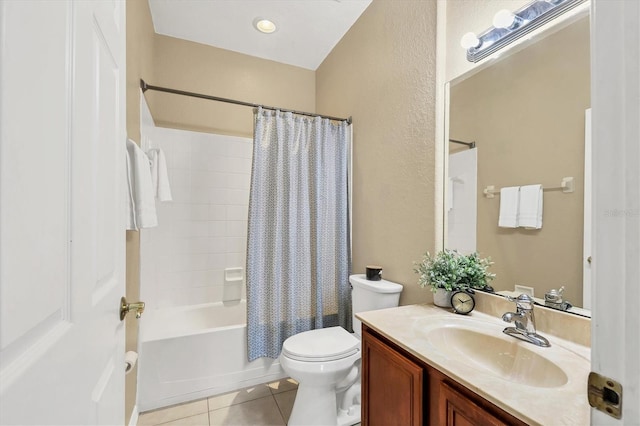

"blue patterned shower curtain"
[246, 107, 351, 361]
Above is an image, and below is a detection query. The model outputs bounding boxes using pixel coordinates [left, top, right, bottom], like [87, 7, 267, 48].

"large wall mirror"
[445, 12, 591, 316]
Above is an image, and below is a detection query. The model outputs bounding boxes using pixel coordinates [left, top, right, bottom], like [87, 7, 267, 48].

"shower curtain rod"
[449, 139, 476, 149]
[140, 79, 352, 125]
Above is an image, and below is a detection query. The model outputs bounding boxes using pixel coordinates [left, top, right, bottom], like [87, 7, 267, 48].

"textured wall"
[316, 0, 438, 305]
[125, 0, 155, 422]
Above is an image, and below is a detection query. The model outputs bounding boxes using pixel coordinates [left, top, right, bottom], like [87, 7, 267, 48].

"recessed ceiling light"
[254, 18, 277, 34]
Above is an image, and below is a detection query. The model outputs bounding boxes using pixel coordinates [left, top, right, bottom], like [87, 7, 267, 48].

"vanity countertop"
[356, 304, 591, 426]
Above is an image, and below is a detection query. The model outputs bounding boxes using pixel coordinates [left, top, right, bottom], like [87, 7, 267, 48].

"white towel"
[148, 148, 173, 201]
[498, 186, 520, 228]
[519, 184, 543, 229]
[126, 138, 158, 230]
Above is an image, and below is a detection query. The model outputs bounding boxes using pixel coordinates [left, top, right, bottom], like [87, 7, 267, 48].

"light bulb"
[460, 32, 481, 49]
[493, 9, 517, 29]
[254, 18, 277, 34]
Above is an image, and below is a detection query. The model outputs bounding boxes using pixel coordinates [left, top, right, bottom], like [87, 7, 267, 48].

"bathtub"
[137, 300, 285, 412]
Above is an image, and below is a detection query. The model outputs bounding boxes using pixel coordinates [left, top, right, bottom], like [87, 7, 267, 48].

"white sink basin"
[424, 322, 568, 388]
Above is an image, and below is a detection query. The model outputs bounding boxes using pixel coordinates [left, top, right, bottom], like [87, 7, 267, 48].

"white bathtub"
[137, 300, 285, 411]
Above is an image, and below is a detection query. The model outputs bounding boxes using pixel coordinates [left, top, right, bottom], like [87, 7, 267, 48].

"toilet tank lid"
[349, 274, 403, 294]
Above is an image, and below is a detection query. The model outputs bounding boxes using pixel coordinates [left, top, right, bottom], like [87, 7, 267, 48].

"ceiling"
[148, 0, 372, 70]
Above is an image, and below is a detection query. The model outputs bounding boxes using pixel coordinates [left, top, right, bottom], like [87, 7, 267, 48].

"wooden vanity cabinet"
[362, 325, 528, 426]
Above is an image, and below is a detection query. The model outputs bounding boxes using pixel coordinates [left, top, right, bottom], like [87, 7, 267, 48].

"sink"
[426, 325, 568, 388]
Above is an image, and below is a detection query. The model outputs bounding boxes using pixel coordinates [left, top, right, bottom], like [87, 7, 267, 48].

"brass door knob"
[120, 296, 145, 321]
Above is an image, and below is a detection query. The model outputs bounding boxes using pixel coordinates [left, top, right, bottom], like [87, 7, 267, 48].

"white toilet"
[280, 274, 403, 426]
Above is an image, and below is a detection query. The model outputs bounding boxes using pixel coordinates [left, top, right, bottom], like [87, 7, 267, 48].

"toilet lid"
[282, 327, 360, 362]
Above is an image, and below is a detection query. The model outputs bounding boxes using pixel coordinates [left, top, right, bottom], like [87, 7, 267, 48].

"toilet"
[280, 274, 403, 426]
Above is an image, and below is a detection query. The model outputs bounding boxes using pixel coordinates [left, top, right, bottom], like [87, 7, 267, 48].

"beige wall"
[316, 0, 438, 306]
[125, 0, 155, 423]
[147, 35, 316, 137]
[449, 17, 590, 306]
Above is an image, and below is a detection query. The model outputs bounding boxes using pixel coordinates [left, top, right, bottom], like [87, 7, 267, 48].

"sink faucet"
[502, 294, 550, 347]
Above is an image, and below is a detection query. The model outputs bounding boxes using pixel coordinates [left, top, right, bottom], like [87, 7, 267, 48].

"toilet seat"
[282, 326, 360, 362]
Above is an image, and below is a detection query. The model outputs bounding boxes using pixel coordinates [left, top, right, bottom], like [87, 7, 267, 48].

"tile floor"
[138, 378, 299, 426]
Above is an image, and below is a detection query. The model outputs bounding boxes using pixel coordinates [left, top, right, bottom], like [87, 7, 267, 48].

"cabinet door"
[439, 381, 508, 426]
[362, 329, 423, 426]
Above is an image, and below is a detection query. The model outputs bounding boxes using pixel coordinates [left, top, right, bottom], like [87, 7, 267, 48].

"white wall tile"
[208, 253, 226, 269]
[228, 141, 253, 159]
[226, 252, 246, 269]
[226, 189, 249, 206]
[208, 205, 226, 221]
[209, 221, 226, 237]
[226, 237, 246, 254]
[140, 129, 252, 309]
[209, 188, 227, 205]
[169, 169, 191, 189]
[227, 157, 252, 174]
[226, 173, 251, 190]
[227, 205, 249, 221]
[208, 237, 227, 254]
[188, 204, 209, 221]
[170, 185, 192, 204]
[227, 220, 248, 237]
[191, 185, 212, 204]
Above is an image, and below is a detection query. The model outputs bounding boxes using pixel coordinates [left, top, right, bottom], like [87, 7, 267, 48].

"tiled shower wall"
[140, 127, 252, 309]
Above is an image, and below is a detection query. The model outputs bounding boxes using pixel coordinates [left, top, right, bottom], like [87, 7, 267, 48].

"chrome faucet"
[502, 294, 550, 347]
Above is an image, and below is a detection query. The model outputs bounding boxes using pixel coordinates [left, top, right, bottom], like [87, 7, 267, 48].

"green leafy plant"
[413, 249, 495, 292]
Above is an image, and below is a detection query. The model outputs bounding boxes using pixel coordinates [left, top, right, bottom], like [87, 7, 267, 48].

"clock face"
[451, 291, 475, 315]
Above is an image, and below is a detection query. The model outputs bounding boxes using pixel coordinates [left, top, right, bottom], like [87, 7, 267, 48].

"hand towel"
[498, 186, 520, 228]
[126, 138, 158, 230]
[148, 148, 173, 201]
[519, 184, 543, 229]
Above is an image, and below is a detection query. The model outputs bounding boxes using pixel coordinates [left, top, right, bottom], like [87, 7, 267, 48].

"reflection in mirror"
[446, 16, 590, 316]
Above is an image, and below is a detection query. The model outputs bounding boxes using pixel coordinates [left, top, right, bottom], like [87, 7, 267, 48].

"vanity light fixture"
[254, 18, 277, 34]
[461, 0, 587, 63]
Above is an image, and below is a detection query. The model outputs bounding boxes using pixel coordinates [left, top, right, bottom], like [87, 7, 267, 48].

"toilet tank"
[350, 274, 403, 337]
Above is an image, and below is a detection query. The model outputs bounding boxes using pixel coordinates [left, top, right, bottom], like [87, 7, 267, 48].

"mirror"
[445, 14, 591, 316]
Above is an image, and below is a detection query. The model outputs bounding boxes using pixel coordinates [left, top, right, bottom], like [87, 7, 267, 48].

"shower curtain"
[247, 107, 351, 361]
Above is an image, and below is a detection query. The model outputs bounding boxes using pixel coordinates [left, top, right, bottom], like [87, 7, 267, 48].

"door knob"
[120, 296, 145, 321]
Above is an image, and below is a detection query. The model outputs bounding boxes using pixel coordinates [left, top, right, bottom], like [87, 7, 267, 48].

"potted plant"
[413, 249, 495, 308]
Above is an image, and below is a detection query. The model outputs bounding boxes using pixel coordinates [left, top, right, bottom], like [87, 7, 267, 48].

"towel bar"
[483, 177, 574, 198]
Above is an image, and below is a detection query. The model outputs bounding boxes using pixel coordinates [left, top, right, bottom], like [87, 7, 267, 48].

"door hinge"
[588, 372, 622, 419]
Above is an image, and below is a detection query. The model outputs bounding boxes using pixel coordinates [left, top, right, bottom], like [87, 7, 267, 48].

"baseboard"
[128, 405, 139, 426]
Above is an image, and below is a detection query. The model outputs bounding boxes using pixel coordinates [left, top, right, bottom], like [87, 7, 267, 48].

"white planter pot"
[433, 288, 453, 308]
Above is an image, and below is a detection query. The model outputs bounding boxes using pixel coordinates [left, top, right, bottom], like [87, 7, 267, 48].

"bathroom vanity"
[362, 324, 527, 425]
[357, 304, 591, 426]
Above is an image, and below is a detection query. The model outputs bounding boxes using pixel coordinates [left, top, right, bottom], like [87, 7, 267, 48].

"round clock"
[450, 290, 476, 315]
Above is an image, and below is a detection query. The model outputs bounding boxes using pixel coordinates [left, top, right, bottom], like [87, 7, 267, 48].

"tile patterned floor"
[138, 379, 299, 426]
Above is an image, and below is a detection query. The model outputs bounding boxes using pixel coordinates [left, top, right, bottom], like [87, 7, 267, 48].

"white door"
[0, 1, 126, 424]
[591, 0, 640, 423]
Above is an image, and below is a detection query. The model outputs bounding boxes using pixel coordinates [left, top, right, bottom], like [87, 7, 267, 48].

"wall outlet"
[514, 284, 535, 297]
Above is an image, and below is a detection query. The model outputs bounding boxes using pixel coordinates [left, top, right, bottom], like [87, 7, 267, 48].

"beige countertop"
[356, 304, 591, 426]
